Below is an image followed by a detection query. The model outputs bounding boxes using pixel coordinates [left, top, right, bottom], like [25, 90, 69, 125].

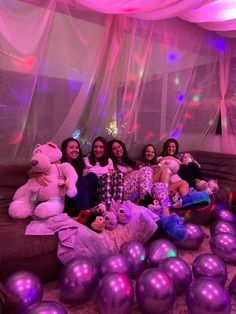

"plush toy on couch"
[157, 156, 182, 184]
[77, 210, 106, 233]
[195, 179, 219, 195]
[8, 142, 78, 220]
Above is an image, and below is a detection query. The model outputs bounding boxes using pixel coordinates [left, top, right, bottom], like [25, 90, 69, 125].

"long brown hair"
[89, 136, 109, 166]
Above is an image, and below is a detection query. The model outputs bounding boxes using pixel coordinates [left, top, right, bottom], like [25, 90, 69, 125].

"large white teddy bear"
[8, 142, 78, 219]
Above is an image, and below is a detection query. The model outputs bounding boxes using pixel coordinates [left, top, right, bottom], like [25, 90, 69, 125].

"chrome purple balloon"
[24, 301, 68, 314]
[97, 272, 134, 314]
[136, 268, 176, 314]
[214, 209, 236, 224]
[229, 274, 236, 296]
[59, 257, 98, 303]
[210, 233, 236, 263]
[99, 254, 131, 278]
[120, 240, 146, 278]
[147, 239, 177, 267]
[158, 257, 192, 295]
[4, 271, 43, 311]
[174, 223, 204, 250]
[192, 253, 227, 285]
[186, 277, 231, 314]
[211, 221, 236, 237]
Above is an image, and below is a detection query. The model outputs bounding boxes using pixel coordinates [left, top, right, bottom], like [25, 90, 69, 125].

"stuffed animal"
[157, 156, 182, 183]
[169, 191, 183, 208]
[181, 153, 193, 165]
[77, 210, 106, 233]
[195, 179, 219, 195]
[159, 213, 188, 241]
[110, 200, 132, 224]
[8, 142, 78, 220]
[103, 211, 118, 230]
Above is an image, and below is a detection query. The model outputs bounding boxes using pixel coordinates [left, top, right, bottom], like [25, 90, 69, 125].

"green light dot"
[192, 94, 200, 102]
[168, 250, 177, 257]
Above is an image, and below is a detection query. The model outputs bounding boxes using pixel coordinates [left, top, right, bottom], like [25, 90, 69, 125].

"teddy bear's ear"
[47, 142, 58, 149]
[156, 156, 163, 163]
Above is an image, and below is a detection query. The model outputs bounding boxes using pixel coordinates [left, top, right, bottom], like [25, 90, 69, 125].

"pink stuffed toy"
[157, 156, 182, 183]
[8, 142, 78, 219]
[195, 179, 219, 195]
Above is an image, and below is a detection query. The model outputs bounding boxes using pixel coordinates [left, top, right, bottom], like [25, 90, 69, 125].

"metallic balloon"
[210, 233, 236, 263]
[147, 239, 178, 267]
[136, 268, 176, 314]
[158, 257, 192, 295]
[186, 277, 231, 314]
[4, 271, 43, 312]
[174, 223, 204, 250]
[211, 220, 236, 237]
[214, 209, 236, 224]
[97, 272, 134, 314]
[24, 301, 68, 314]
[192, 253, 227, 285]
[99, 254, 131, 278]
[229, 274, 236, 296]
[59, 257, 98, 303]
[120, 240, 146, 278]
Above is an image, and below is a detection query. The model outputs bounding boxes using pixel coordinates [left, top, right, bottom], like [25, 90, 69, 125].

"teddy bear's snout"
[31, 159, 39, 166]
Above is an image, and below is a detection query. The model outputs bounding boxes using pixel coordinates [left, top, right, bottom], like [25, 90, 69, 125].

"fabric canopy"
[0, 0, 236, 164]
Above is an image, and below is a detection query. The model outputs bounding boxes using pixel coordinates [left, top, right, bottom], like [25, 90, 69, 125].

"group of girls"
[60, 136, 203, 217]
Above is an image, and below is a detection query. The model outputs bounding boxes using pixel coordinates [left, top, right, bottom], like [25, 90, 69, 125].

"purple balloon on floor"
[186, 277, 231, 314]
[174, 223, 204, 250]
[120, 240, 146, 278]
[158, 257, 192, 295]
[99, 254, 131, 278]
[136, 268, 176, 314]
[211, 221, 236, 237]
[210, 233, 236, 263]
[229, 274, 236, 296]
[147, 239, 178, 267]
[214, 209, 236, 224]
[192, 253, 227, 285]
[4, 271, 43, 312]
[97, 272, 134, 314]
[59, 257, 98, 303]
[24, 301, 68, 314]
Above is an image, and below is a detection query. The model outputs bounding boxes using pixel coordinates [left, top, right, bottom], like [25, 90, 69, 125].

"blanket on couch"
[25, 205, 158, 264]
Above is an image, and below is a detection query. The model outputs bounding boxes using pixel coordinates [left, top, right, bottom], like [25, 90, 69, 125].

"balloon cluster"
[3, 210, 236, 313]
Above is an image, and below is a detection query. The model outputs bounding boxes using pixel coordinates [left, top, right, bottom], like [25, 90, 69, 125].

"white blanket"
[25, 204, 157, 264]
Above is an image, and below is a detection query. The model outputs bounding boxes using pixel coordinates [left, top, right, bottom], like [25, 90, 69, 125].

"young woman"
[161, 138, 203, 188]
[108, 139, 172, 215]
[136, 144, 170, 186]
[61, 138, 98, 216]
[84, 136, 124, 205]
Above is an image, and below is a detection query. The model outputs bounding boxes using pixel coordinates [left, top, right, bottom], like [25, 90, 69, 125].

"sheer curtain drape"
[0, 0, 236, 164]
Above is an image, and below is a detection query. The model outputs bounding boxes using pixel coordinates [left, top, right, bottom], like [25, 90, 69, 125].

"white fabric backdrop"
[1, 0, 236, 164]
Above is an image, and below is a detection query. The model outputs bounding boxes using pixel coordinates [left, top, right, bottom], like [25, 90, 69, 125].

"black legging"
[65, 172, 98, 216]
[178, 162, 203, 188]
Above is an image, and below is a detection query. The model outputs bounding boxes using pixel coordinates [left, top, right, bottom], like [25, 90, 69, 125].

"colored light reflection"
[73, 128, 80, 139]
[167, 51, 179, 63]
[145, 131, 154, 141]
[9, 131, 23, 144]
[168, 249, 177, 257]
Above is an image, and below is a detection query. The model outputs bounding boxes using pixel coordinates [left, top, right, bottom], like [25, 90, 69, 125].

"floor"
[42, 225, 236, 313]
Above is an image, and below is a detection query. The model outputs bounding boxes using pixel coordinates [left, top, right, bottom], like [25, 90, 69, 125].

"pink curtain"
[0, 0, 236, 164]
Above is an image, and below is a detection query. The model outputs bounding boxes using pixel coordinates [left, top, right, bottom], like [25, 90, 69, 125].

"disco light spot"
[167, 52, 179, 63]
[73, 129, 80, 139]
[144, 132, 154, 141]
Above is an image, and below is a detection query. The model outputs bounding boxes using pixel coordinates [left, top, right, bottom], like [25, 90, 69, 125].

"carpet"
[43, 225, 236, 313]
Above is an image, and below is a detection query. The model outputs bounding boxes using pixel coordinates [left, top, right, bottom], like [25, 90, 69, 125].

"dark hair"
[162, 138, 179, 157]
[61, 137, 85, 175]
[89, 136, 109, 166]
[140, 144, 157, 165]
[108, 139, 135, 169]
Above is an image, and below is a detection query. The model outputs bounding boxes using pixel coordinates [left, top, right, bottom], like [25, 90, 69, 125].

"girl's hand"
[36, 175, 51, 187]
[83, 169, 88, 176]
[109, 168, 115, 175]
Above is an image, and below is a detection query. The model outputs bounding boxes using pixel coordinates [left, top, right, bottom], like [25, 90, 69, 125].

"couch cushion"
[0, 218, 58, 263]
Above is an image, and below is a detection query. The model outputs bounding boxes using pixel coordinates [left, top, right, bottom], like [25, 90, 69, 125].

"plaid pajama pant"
[96, 172, 124, 205]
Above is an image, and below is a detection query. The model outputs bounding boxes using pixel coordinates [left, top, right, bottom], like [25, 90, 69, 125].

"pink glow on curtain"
[0, 1, 236, 164]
